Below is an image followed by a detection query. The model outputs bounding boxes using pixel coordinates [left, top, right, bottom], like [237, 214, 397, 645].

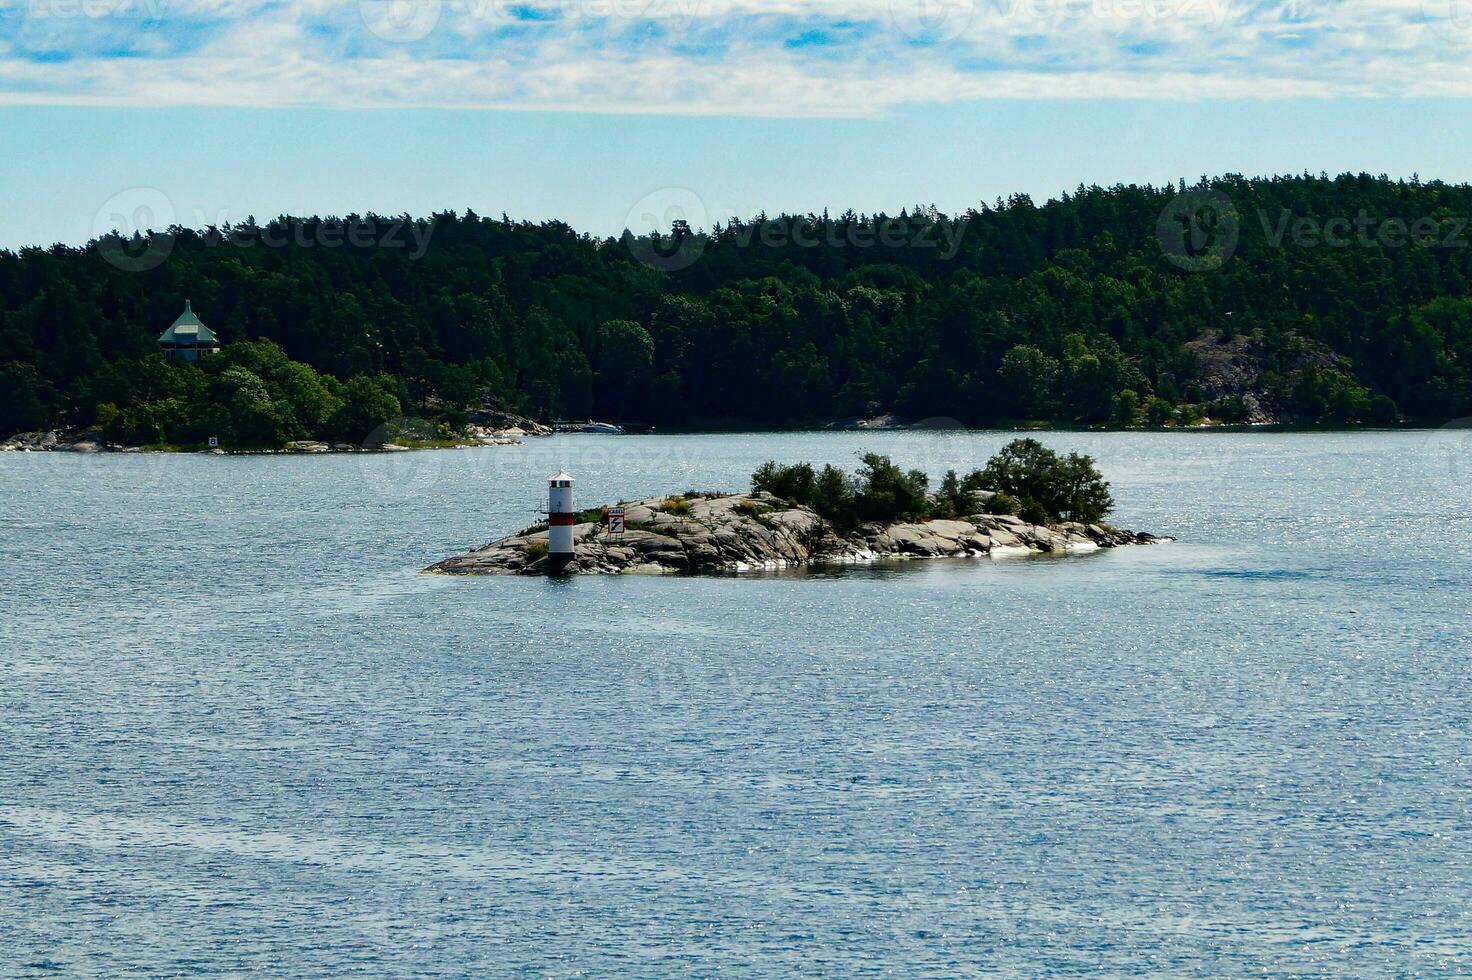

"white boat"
[553, 420, 626, 434]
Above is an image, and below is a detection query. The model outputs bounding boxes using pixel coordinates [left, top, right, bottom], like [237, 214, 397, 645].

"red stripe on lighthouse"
[550, 513, 575, 526]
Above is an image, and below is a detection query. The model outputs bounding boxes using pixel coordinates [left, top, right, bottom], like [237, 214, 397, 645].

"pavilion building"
[157, 301, 220, 361]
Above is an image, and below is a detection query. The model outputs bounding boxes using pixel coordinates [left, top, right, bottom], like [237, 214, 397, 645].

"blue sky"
[2, 0, 1472, 247]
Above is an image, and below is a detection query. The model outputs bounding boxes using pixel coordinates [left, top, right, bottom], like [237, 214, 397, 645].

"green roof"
[157, 300, 218, 345]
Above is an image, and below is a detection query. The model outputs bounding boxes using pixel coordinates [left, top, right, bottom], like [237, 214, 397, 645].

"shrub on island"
[658, 495, 693, 516]
[751, 438, 1113, 530]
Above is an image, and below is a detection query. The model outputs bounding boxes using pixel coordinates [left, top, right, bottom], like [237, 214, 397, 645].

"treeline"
[88, 338, 413, 449]
[4, 172, 1472, 444]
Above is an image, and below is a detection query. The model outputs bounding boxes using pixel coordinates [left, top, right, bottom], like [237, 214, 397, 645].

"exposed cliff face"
[465, 409, 554, 438]
[427, 492, 1167, 577]
[1184, 330, 1354, 424]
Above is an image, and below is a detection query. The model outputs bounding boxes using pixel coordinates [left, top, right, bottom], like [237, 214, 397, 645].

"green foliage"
[1111, 389, 1142, 427]
[440, 406, 469, 433]
[8, 176, 1472, 443]
[207, 365, 294, 447]
[523, 540, 549, 562]
[998, 345, 1058, 419]
[1175, 404, 1205, 426]
[0, 361, 55, 435]
[1019, 497, 1051, 527]
[810, 465, 858, 530]
[327, 374, 402, 445]
[748, 439, 1111, 531]
[1144, 396, 1175, 426]
[984, 491, 1021, 516]
[1292, 365, 1372, 423]
[595, 319, 655, 420]
[974, 438, 1114, 525]
[65, 338, 396, 449]
[1207, 395, 1251, 423]
[658, 495, 692, 516]
[752, 455, 923, 531]
[752, 461, 817, 503]
[733, 499, 770, 518]
[853, 453, 932, 524]
[1050, 451, 1116, 525]
[104, 397, 182, 447]
[935, 469, 965, 519]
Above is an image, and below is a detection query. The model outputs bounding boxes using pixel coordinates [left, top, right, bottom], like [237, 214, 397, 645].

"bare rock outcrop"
[428, 492, 1167, 576]
[1, 428, 107, 452]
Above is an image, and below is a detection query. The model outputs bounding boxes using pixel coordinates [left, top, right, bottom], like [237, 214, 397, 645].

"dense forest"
[3, 172, 1472, 447]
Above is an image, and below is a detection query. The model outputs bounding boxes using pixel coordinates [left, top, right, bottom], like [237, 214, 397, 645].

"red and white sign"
[607, 507, 626, 534]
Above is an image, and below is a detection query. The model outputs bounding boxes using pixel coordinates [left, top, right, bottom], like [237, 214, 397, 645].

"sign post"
[606, 507, 626, 535]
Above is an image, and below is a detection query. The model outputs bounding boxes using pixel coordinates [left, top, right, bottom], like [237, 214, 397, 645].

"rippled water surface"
[3, 431, 1470, 975]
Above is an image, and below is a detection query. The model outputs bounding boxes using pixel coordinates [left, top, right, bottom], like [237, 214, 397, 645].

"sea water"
[2, 430, 1470, 974]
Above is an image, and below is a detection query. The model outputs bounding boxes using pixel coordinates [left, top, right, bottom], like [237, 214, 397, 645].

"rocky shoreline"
[428, 491, 1168, 577]
[0, 410, 552, 455]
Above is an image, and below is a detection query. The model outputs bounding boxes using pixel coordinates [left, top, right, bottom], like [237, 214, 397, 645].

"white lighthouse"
[547, 469, 576, 565]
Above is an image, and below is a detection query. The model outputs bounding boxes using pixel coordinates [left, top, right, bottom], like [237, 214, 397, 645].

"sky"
[2, 0, 1472, 248]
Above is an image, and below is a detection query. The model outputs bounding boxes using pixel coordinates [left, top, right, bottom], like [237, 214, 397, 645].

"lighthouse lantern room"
[547, 470, 576, 564]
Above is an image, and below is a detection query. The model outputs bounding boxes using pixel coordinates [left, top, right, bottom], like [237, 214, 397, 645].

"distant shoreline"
[0, 420, 1448, 455]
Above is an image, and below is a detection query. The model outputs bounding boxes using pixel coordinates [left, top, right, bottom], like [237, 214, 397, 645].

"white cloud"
[0, 0, 1468, 114]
